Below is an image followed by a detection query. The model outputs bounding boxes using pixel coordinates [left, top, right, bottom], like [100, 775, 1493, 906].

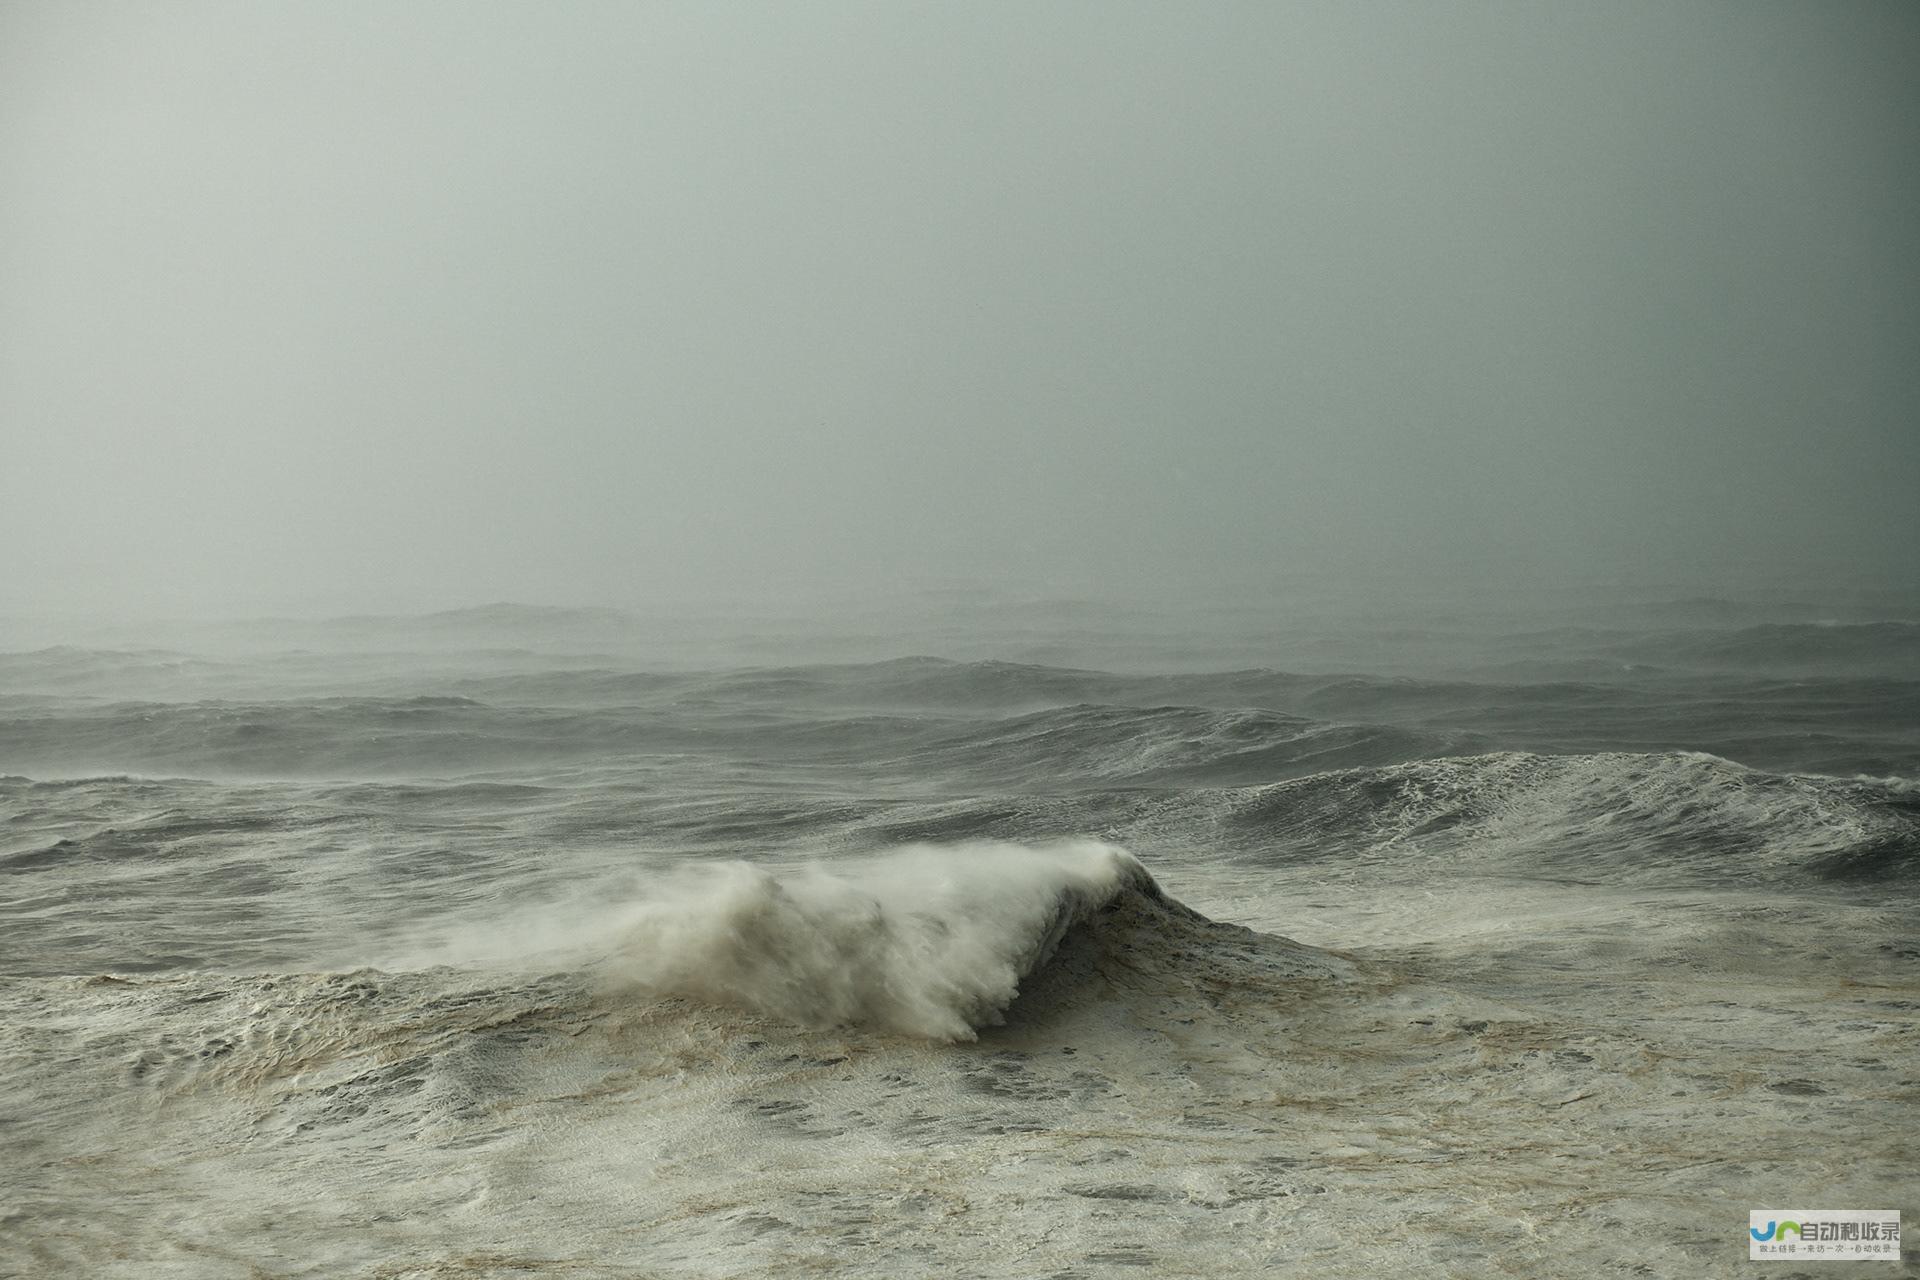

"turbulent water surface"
[2, 598, 1916, 1277]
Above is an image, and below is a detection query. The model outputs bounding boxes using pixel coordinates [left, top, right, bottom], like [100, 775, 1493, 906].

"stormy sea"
[3, 588, 1916, 1278]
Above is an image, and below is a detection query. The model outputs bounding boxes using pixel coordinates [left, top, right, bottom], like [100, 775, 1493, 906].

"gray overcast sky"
[3, 1, 1916, 614]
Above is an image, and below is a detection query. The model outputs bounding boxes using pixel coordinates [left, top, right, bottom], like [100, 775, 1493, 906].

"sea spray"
[597, 841, 1155, 1039]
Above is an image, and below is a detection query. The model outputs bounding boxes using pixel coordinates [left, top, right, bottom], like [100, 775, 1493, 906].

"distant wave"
[863, 704, 1474, 788]
[1617, 596, 1918, 628]
[1215, 751, 1920, 885]
[14, 676, 1916, 782]
[0, 694, 1470, 785]
[0, 645, 225, 691]
[1612, 621, 1920, 673]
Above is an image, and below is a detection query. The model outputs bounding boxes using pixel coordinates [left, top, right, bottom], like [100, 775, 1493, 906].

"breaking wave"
[597, 842, 1159, 1040]
[369, 841, 1342, 1043]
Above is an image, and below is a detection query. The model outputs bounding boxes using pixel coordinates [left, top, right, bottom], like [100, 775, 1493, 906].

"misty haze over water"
[4, 2, 1917, 613]
[2, 3, 1916, 1278]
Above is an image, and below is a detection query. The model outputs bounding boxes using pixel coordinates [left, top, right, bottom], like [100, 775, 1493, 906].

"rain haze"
[3, 8, 1918, 1280]
[3, 1, 1916, 616]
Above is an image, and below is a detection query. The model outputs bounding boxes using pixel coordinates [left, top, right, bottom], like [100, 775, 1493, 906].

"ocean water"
[2, 595, 1916, 1278]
